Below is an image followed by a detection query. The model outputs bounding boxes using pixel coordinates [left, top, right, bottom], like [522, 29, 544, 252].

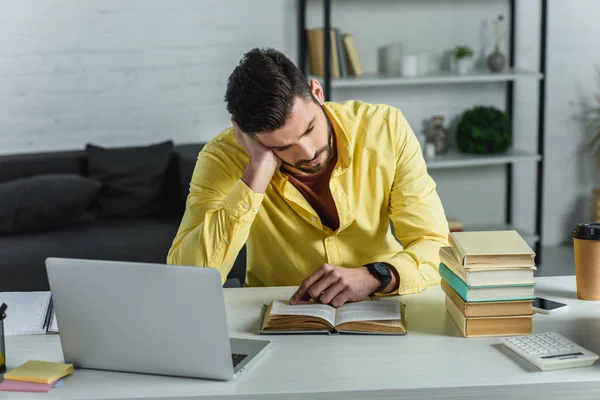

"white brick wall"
[0, 0, 296, 155]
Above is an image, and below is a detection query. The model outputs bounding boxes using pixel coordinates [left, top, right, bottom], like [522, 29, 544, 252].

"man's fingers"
[318, 281, 346, 305]
[289, 264, 331, 305]
[308, 269, 342, 302]
[330, 289, 352, 308]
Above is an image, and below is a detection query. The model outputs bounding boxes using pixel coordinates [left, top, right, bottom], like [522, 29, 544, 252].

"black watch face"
[374, 263, 390, 278]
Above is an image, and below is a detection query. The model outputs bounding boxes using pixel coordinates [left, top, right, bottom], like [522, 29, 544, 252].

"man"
[167, 47, 449, 307]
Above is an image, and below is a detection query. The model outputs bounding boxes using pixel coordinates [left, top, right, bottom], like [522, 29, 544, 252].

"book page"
[335, 299, 401, 326]
[0, 292, 52, 336]
[269, 300, 336, 327]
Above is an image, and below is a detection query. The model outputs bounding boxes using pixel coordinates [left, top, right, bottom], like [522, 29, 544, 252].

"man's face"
[255, 95, 335, 175]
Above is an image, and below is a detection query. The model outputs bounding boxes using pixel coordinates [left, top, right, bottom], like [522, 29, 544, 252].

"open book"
[0, 292, 58, 336]
[260, 299, 406, 335]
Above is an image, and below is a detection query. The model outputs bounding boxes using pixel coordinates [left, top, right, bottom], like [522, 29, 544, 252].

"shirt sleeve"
[385, 109, 450, 295]
[166, 148, 263, 284]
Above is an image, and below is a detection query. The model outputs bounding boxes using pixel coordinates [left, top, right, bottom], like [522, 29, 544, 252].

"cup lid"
[572, 223, 600, 240]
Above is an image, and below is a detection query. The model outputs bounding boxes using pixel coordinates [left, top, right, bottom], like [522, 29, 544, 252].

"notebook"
[0, 292, 58, 336]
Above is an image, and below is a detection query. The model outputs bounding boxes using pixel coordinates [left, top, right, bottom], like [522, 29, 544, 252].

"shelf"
[463, 224, 540, 244]
[426, 149, 540, 170]
[311, 69, 543, 89]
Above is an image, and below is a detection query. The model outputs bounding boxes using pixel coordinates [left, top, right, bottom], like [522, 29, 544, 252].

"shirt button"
[327, 237, 333, 241]
[225, 239, 231, 245]
[311, 216, 317, 222]
[253, 207, 258, 212]
[242, 204, 249, 209]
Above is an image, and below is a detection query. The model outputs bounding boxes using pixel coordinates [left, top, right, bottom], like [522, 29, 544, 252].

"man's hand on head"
[234, 121, 282, 194]
[288, 264, 382, 308]
[233, 121, 281, 169]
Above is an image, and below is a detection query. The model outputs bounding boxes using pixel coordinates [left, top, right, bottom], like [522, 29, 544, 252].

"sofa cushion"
[86, 140, 174, 218]
[0, 174, 102, 235]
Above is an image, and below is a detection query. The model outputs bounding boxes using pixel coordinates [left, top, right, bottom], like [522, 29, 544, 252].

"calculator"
[501, 332, 599, 371]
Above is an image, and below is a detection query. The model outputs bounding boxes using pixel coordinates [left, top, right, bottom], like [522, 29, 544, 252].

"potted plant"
[454, 45, 474, 75]
[456, 106, 512, 154]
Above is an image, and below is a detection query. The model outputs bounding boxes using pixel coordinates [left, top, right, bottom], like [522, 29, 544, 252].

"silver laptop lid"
[46, 258, 235, 380]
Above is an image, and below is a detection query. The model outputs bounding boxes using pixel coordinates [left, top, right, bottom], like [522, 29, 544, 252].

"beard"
[283, 115, 336, 175]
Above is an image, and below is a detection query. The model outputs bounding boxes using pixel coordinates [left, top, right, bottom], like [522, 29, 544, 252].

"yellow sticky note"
[4, 360, 74, 384]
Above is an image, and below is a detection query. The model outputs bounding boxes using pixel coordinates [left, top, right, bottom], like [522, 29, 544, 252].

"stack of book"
[440, 230, 537, 338]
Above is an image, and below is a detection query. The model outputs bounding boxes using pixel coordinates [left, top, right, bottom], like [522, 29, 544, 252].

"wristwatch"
[365, 262, 392, 294]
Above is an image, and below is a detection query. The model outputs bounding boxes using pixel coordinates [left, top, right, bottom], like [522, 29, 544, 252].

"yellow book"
[4, 360, 74, 384]
[306, 28, 340, 78]
[342, 34, 364, 76]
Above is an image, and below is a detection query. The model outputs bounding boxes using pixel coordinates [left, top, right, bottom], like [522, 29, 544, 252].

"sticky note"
[0, 379, 56, 393]
[3, 360, 73, 384]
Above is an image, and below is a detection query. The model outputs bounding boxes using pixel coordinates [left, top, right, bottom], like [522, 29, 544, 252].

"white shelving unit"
[426, 148, 541, 170]
[298, 0, 546, 261]
[311, 68, 543, 89]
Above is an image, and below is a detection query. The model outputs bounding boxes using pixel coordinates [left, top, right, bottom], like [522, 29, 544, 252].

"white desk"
[5, 276, 600, 400]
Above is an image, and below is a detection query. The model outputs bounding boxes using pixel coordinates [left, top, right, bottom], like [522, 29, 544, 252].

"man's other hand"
[289, 264, 381, 307]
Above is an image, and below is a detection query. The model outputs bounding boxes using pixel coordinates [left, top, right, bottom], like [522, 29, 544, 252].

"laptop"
[45, 257, 269, 381]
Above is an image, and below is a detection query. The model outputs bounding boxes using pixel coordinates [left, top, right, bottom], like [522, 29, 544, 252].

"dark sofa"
[0, 142, 246, 291]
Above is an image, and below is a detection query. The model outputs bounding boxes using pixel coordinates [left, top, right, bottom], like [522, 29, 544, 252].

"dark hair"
[224, 47, 314, 134]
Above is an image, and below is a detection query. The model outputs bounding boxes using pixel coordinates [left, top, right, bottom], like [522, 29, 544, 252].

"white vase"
[402, 53, 418, 77]
[455, 58, 472, 75]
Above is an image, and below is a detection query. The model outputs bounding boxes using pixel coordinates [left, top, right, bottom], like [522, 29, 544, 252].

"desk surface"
[5, 276, 600, 400]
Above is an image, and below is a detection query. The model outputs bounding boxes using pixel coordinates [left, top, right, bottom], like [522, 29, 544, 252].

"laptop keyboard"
[231, 353, 248, 368]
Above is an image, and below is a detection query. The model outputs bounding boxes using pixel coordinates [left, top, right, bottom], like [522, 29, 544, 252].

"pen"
[43, 298, 53, 331]
[0, 303, 7, 318]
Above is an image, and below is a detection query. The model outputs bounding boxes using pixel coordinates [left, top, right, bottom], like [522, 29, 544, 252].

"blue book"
[439, 263, 535, 303]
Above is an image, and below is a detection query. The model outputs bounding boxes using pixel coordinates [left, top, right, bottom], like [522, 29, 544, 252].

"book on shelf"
[440, 247, 536, 286]
[445, 295, 533, 338]
[441, 280, 533, 318]
[439, 263, 535, 303]
[306, 28, 340, 78]
[0, 292, 58, 336]
[341, 33, 363, 76]
[305, 27, 363, 78]
[260, 299, 406, 335]
[448, 230, 536, 268]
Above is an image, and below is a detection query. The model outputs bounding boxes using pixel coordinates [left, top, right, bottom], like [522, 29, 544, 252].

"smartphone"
[532, 297, 569, 314]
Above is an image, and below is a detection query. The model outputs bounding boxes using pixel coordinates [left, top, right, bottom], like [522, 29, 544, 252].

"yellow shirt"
[167, 100, 449, 295]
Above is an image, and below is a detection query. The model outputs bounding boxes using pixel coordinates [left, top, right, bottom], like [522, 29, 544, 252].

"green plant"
[454, 45, 474, 60]
[456, 106, 512, 154]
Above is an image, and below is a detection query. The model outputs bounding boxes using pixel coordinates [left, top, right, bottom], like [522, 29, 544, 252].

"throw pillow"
[0, 174, 102, 235]
[86, 140, 174, 218]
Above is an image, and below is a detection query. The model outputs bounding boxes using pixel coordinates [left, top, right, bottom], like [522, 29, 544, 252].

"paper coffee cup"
[572, 223, 600, 300]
